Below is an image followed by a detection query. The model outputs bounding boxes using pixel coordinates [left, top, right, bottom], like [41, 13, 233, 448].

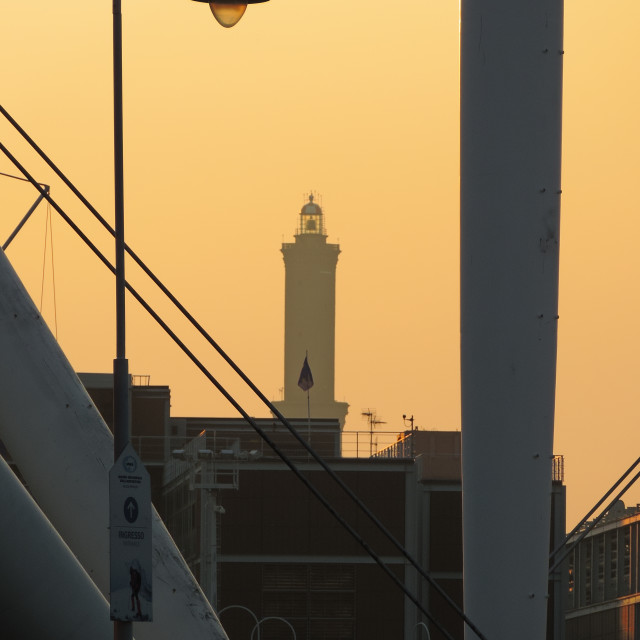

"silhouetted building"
[77, 374, 565, 640]
[272, 194, 348, 427]
[163, 421, 465, 640]
[78, 372, 170, 498]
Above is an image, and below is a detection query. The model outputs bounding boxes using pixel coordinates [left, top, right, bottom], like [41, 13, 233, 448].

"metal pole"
[306, 389, 311, 451]
[113, 0, 126, 377]
[112, 0, 132, 637]
[210, 492, 218, 608]
[200, 488, 218, 608]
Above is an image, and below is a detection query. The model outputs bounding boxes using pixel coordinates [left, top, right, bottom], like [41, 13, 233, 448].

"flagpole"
[306, 387, 311, 452]
[297, 352, 314, 455]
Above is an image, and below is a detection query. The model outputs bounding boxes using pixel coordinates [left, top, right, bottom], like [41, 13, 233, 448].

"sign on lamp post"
[109, 443, 153, 622]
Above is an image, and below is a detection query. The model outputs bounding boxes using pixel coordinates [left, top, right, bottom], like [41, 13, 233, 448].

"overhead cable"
[0, 102, 488, 640]
[0, 140, 460, 640]
[549, 454, 640, 565]
[549, 466, 640, 575]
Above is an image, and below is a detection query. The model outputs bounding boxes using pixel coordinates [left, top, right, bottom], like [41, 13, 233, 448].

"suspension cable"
[0, 170, 32, 182]
[0, 102, 489, 640]
[549, 466, 640, 575]
[549, 455, 640, 564]
[39, 203, 49, 311]
[0, 140, 462, 640]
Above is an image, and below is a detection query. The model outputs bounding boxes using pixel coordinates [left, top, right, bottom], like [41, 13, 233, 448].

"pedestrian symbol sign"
[124, 497, 139, 523]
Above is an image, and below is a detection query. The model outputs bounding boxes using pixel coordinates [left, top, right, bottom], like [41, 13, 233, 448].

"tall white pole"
[460, 1, 563, 638]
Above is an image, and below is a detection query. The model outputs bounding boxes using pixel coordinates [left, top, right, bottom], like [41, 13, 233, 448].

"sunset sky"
[1, 0, 640, 526]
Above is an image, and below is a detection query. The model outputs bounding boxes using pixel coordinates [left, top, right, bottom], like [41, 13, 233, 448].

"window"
[622, 527, 631, 595]
[585, 539, 592, 605]
[262, 564, 355, 640]
[597, 534, 605, 602]
[608, 531, 618, 597]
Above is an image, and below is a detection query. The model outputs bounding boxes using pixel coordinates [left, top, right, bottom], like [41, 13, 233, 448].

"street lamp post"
[111, 4, 130, 639]
[109, 1, 268, 638]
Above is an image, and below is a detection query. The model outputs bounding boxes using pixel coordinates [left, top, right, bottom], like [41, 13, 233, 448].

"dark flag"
[297, 355, 314, 392]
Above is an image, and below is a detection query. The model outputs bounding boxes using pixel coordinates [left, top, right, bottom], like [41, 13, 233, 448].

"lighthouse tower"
[273, 195, 349, 428]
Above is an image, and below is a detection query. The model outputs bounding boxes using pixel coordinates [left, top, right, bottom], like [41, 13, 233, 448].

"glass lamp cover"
[209, 2, 248, 28]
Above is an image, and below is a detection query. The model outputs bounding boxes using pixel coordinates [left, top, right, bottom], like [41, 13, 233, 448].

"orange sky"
[1, 0, 640, 526]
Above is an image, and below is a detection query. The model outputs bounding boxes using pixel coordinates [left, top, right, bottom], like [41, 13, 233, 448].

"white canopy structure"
[0, 248, 228, 640]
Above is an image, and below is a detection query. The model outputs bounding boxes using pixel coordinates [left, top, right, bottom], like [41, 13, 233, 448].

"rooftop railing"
[128, 429, 416, 466]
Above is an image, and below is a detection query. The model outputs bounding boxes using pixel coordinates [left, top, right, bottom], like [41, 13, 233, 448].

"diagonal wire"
[0, 169, 33, 182]
[549, 455, 640, 565]
[39, 202, 49, 311]
[2, 177, 50, 251]
[0, 139, 460, 640]
[549, 466, 640, 575]
[0, 103, 486, 640]
[549, 464, 640, 574]
[48, 201, 59, 338]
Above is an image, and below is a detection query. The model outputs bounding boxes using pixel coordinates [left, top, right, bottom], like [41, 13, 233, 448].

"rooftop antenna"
[403, 414, 416, 458]
[361, 409, 386, 457]
[402, 414, 415, 432]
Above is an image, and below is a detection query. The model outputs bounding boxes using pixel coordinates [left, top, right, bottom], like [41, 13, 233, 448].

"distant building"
[77, 375, 565, 640]
[78, 374, 464, 639]
[374, 429, 462, 481]
[272, 194, 349, 428]
[163, 421, 465, 640]
[565, 501, 640, 640]
[78, 372, 171, 497]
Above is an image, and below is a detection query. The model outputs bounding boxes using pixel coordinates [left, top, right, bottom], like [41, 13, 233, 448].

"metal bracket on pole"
[2, 184, 50, 251]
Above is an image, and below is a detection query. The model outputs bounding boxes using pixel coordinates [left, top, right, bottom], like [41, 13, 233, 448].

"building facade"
[162, 423, 465, 640]
[77, 375, 566, 640]
[566, 502, 640, 640]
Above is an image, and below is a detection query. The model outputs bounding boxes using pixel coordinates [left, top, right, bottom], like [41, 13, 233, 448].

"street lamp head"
[192, 0, 269, 29]
[210, 3, 246, 28]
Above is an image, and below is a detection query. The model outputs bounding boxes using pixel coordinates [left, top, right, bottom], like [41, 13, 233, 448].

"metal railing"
[371, 432, 414, 459]
[127, 429, 413, 467]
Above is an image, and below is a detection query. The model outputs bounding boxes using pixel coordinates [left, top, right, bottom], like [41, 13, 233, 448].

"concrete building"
[272, 195, 348, 427]
[76, 374, 568, 640]
[78, 372, 171, 498]
[565, 501, 640, 640]
[162, 421, 465, 640]
[77, 374, 466, 639]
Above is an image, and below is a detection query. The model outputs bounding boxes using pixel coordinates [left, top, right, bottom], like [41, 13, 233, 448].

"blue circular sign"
[124, 497, 139, 523]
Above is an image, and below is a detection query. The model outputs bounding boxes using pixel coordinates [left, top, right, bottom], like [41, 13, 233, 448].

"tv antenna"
[361, 409, 386, 457]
